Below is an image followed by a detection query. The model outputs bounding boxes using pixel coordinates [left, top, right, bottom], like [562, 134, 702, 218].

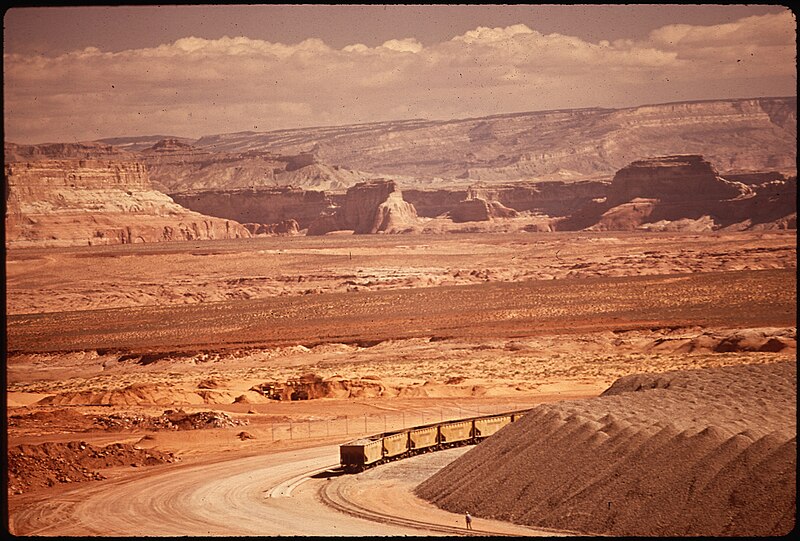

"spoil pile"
[9, 408, 248, 432]
[7, 441, 176, 495]
[416, 361, 796, 537]
[95, 409, 249, 430]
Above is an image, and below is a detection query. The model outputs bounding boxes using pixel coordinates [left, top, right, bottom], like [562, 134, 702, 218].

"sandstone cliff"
[170, 186, 330, 229]
[136, 138, 372, 192]
[4, 159, 251, 248]
[181, 97, 796, 182]
[449, 197, 518, 223]
[242, 219, 300, 236]
[556, 155, 796, 232]
[607, 155, 753, 205]
[306, 180, 419, 235]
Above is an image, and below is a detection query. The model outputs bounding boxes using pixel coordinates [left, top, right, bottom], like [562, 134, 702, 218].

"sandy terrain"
[4, 230, 797, 536]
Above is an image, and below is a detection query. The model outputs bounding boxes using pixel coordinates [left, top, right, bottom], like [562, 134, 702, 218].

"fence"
[262, 401, 535, 442]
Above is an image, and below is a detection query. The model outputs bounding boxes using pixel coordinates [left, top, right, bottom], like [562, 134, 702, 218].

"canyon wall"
[4, 159, 251, 248]
[556, 155, 795, 232]
[170, 187, 330, 229]
[181, 97, 796, 182]
[141, 139, 374, 192]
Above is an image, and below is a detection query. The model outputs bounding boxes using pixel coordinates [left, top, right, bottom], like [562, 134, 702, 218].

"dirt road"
[8, 442, 557, 537]
[9, 444, 431, 536]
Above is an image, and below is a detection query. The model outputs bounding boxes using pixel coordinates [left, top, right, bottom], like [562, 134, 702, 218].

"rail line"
[318, 473, 519, 537]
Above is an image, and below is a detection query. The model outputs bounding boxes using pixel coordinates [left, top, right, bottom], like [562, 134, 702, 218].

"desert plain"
[4, 228, 797, 536]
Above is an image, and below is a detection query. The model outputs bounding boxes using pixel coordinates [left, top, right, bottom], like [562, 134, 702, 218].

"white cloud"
[452, 24, 535, 44]
[3, 12, 796, 143]
[380, 38, 423, 53]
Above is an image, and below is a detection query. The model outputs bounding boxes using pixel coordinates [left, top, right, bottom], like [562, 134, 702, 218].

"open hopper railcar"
[339, 409, 528, 472]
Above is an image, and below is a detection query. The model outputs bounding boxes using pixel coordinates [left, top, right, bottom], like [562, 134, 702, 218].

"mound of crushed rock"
[7, 441, 177, 495]
[94, 409, 249, 430]
[9, 408, 248, 432]
[416, 361, 796, 537]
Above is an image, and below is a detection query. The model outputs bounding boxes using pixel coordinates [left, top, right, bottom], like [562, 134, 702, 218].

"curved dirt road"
[10, 443, 560, 537]
[11, 444, 445, 536]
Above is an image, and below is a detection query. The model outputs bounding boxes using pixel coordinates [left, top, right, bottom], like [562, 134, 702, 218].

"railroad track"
[318, 474, 523, 537]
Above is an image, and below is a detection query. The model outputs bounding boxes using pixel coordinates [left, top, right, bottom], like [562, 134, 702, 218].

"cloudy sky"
[3, 4, 796, 144]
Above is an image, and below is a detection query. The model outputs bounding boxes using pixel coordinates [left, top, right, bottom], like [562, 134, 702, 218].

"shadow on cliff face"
[554, 155, 796, 231]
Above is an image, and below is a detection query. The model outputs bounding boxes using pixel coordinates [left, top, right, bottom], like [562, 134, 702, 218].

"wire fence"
[264, 402, 534, 442]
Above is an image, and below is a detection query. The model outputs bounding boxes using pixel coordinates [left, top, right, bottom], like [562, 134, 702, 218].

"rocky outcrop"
[242, 219, 300, 236]
[401, 188, 470, 217]
[4, 142, 126, 162]
[556, 155, 795, 232]
[470, 181, 609, 216]
[14, 138, 364, 193]
[607, 155, 752, 205]
[402, 180, 608, 219]
[170, 186, 330, 229]
[4, 159, 251, 248]
[306, 180, 419, 235]
[450, 197, 518, 223]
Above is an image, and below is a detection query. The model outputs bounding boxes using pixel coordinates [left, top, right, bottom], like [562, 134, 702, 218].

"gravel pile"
[7, 441, 176, 495]
[93, 409, 249, 430]
[416, 361, 796, 536]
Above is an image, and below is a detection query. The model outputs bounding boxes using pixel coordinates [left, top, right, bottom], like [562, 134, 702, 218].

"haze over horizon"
[3, 4, 796, 145]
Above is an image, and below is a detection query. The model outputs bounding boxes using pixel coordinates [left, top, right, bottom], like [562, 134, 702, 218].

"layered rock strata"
[242, 219, 300, 236]
[450, 197, 518, 223]
[186, 97, 796, 181]
[170, 186, 330, 229]
[556, 155, 795, 232]
[306, 180, 419, 235]
[4, 159, 251, 248]
[606, 155, 752, 205]
[142, 139, 371, 192]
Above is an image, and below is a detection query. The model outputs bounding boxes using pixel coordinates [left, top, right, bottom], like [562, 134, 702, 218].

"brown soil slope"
[416, 360, 796, 536]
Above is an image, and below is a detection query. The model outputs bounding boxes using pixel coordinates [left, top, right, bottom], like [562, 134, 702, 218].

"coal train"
[339, 409, 528, 472]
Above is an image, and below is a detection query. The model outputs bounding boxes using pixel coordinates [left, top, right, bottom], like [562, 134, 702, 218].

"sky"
[3, 4, 797, 144]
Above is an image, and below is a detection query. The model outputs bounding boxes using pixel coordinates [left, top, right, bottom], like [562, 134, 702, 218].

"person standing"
[465, 511, 473, 530]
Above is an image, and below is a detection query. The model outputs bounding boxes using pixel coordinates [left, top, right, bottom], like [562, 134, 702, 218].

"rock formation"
[159, 97, 796, 182]
[6, 95, 796, 239]
[556, 155, 795, 232]
[306, 180, 419, 235]
[140, 138, 372, 192]
[606, 155, 752, 205]
[4, 158, 251, 248]
[170, 186, 330, 229]
[242, 219, 300, 236]
[450, 197, 518, 223]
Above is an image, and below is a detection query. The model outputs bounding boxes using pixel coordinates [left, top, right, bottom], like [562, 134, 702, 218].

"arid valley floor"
[5, 229, 797, 536]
